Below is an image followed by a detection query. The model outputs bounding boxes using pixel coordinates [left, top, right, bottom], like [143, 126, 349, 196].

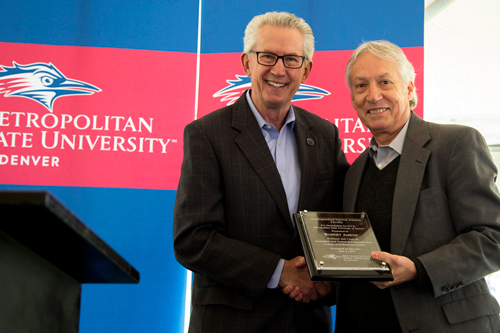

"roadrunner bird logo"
[213, 74, 331, 105]
[0, 62, 101, 112]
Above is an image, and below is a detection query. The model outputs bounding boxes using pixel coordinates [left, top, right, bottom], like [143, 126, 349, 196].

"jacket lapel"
[295, 109, 317, 211]
[344, 150, 369, 212]
[231, 94, 293, 230]
[391, 113, 431, 254]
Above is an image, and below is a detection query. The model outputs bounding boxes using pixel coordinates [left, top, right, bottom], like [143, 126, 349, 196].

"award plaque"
[294, 211, 393, 281]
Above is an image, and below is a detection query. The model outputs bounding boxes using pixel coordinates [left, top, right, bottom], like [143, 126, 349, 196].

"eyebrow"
[352, 73, 393, 81]
[261, 50, 302, 56]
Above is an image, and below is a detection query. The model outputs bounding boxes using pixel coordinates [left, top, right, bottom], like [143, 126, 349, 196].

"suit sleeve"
[173, 122, 281, 300]
[417, 126, 500, 297]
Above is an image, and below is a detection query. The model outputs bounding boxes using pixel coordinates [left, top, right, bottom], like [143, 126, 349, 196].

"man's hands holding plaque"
[281, 252, 418, 302]
[279, 256, 333, 303]
[369, 251, 417, 289]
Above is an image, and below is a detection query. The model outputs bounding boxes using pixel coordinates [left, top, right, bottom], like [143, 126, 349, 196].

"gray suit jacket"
[174, 93, 349, 333]
[343, 112, 500, 332]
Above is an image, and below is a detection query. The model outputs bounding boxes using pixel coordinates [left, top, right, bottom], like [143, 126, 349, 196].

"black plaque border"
[295, 211, 393, 281]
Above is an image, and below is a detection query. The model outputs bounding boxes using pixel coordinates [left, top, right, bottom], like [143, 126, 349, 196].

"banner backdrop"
[0, 1, 424, 332]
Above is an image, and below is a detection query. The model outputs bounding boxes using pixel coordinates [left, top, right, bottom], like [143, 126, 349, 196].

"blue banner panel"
[200, 0, 424, 53]
[1, 0, 199, 52]
[0, 1, 425, 332]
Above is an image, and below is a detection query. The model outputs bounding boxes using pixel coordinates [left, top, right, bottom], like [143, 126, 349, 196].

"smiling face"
[241, 25, 312, 118]
[349, 53, 414, 145]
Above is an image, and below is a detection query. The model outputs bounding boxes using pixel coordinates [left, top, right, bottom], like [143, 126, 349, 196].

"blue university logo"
[0, 61, 101, 112]
[213, 74, 331, 105]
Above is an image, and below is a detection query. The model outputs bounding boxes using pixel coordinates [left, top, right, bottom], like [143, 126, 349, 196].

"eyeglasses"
[250, 51, 306, 69]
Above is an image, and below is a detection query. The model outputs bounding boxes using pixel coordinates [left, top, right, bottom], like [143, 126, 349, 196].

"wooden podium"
[0, 191, 140, 333]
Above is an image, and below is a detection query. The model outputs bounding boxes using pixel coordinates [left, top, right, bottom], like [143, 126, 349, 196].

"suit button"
[442, 285, 450, 292]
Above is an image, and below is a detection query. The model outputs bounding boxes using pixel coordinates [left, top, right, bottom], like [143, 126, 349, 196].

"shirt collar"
[246, 90, 296, 130]
[369, 117, 410, 155]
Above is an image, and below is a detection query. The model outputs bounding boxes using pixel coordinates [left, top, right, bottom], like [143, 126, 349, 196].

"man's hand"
[279, 256, 332, 303]
[370, 251, 417, 289]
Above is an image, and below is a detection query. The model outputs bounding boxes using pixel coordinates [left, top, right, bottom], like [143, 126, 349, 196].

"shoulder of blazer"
[293, 105, 314, 130]
[407, 112, 483, 150]
[293, 104, 340, 136]
[190, 92, 253, 131]
[404, 112, 431, 148]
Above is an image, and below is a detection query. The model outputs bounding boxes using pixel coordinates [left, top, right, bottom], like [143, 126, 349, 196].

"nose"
[270, 58, 286, 76]
[366, 84, 382, 103]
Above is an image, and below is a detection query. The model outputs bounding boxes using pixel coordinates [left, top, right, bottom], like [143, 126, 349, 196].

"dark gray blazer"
[343, 112, 500, 332]
[174, 93, 349, 333]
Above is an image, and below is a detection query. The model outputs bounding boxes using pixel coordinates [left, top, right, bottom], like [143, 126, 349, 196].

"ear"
[406, 80, 415, 101]
[301, 61, 313, 83]
[241, 53, 251, 76]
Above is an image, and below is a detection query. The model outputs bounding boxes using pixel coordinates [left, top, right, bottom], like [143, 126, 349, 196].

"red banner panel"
[198, 48, 423, 163]
[0, 42, 196, 190]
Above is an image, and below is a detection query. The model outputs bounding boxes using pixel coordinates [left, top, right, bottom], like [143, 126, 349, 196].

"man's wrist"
[267, 258, 285, 289]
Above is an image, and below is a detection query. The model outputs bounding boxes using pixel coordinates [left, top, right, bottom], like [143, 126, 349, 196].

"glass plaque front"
[294, 211, 393, 281]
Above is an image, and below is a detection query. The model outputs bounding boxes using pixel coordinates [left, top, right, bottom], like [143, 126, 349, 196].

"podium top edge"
[0, 190, 140, 284]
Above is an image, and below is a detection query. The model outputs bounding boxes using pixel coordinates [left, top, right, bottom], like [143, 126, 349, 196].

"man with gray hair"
[337, 40, 500, 332]
[173, 12, 348, 332]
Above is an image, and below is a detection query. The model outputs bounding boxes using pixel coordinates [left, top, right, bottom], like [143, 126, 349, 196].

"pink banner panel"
[0, 42, 196, 190]
[199, 47, 423, 163]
